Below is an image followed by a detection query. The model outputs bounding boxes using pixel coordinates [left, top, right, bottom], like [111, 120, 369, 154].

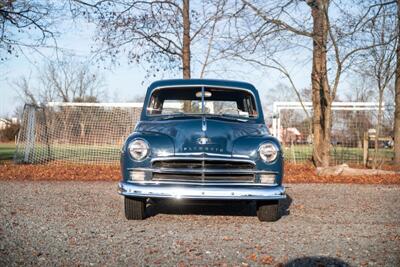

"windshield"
[146, 87, 258, 119]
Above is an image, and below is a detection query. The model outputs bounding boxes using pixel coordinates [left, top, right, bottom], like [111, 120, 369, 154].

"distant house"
[0, 118, 19, 130]
[280, 127, 302, 145]
[0, 118, 10, 130]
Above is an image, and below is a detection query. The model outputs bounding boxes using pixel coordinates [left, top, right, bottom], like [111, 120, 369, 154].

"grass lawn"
[8, 142, 395, 165]
[283, 144, 394, 164]
[13, 143, 121, 164]
[0, 143, 16, 161]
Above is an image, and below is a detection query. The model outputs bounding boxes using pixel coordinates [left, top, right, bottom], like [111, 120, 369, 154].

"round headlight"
[259, 142, 278, 163]
[128, 139, 149, 161]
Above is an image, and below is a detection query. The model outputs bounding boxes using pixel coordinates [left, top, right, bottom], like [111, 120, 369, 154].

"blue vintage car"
[118, 79, 285, 221]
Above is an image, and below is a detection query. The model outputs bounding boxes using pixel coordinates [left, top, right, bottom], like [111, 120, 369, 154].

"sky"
[0, 16, 313, 117]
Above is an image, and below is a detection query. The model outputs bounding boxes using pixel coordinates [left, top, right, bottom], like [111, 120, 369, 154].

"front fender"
[121, 132, 174, 180]
[232, 135, 284, 184]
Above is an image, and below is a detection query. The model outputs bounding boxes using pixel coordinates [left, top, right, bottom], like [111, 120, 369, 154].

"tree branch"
[241, 0, 313, 38]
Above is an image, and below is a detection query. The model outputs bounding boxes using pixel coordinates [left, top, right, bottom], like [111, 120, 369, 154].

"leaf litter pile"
[0, 162, 398, 184]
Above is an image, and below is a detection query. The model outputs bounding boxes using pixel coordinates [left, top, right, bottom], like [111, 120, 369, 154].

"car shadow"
[146, 194, 292, 219]
[279, 193, 292, 216]
[284, 256, 350, 267]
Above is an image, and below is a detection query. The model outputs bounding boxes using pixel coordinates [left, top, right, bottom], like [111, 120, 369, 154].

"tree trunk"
[182, 0, 191, 79]
[182, 0, 191, 112]
[373, 90, 384, 169]
[394, 0, 400, 166]
[310, 0, 332, 167]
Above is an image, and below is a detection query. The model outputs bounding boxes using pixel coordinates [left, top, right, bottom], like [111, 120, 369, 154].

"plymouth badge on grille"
[197, 136, 209, 145]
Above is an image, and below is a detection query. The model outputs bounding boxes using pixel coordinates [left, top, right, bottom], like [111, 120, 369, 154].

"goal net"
[14, 101, 394, 166]
[14, 102, 142, 165]
[270, 102, 394, 165]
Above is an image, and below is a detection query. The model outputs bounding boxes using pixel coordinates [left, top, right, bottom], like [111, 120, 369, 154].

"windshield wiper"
[208, 113, 248, 122]
[158, 113, 202, 120]
[221, 114, 248, 122]
[157, 112, 248, 122]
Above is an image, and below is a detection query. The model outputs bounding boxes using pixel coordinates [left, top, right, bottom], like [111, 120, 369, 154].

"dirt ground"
[0, 181, 399, 266]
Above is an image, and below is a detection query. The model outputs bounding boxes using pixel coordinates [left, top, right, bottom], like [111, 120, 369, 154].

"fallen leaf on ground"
[0, 162, 399, 184]
[260, 255, 274, 265]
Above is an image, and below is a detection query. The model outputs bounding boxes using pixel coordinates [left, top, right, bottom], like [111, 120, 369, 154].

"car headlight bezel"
[128, 139, 150, 161]
[258, 142, 279, 163]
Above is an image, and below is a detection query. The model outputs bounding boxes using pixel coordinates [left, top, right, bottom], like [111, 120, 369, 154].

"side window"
[148, 95, 162, 115]
[244, 95, 257, 117]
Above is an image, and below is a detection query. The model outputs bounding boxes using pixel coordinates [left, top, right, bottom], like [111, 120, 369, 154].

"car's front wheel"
[256, 200, 280, 222]
[124, 197, 146, 220]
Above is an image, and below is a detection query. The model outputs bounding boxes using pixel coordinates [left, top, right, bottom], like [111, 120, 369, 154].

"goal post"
[14, 101, 394, 166]
[272, 102, 385, 139]
[271, 101, 390, 165]
[15, 102, 143, 165]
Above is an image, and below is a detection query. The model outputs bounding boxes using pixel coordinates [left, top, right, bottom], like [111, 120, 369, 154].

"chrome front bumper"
[118, 182, 286, 200]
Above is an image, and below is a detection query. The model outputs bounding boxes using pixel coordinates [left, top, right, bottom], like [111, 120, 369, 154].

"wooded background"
[1, 0, 399, 168]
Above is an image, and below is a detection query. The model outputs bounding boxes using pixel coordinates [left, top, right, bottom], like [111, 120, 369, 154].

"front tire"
[124, 197, 146, 220]
[256, 200, 280, 222]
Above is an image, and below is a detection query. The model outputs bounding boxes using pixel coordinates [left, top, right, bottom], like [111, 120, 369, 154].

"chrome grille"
[152, 159, 254, 170]
[151, 159, 255, 183]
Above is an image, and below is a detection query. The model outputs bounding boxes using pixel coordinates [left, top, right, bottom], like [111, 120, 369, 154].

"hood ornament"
[202, 117, 207, 132]
[201, 86, 207, 132]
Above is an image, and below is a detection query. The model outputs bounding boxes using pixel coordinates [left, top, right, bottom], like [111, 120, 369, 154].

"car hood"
[135, 118, 268, 155]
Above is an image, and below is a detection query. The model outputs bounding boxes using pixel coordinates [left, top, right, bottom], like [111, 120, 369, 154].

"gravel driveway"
[0, 181, 399, 266]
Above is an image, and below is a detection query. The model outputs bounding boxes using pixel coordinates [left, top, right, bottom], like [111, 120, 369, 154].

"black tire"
[256, 200, 280, 222]
[124, 197, 146, 220]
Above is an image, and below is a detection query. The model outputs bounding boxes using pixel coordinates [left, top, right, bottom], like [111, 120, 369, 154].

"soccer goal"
[14, 101, 394, 166]
[14, 102, 143, 165]
[271, 101, 393, 165]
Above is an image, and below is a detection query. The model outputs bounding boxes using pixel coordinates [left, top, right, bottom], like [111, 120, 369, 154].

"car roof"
[147, 79, 259, 94]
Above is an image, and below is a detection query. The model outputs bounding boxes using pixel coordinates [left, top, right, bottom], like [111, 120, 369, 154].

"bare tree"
[14, 76, 39, 106]
[14, 56, 106, 140]
[70, 0, 230, 112]
[14, 57, 105, 104]
[355, 5, 397, 168]
[394, 0, 400, 166]
[198, 0, 227, 78]
[182, 0, 191, 79]
[0, 0, 63, 61]
[70, 1, 226, 78]
[236, 0, 396, 167]
[70, 1, 186, 77]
